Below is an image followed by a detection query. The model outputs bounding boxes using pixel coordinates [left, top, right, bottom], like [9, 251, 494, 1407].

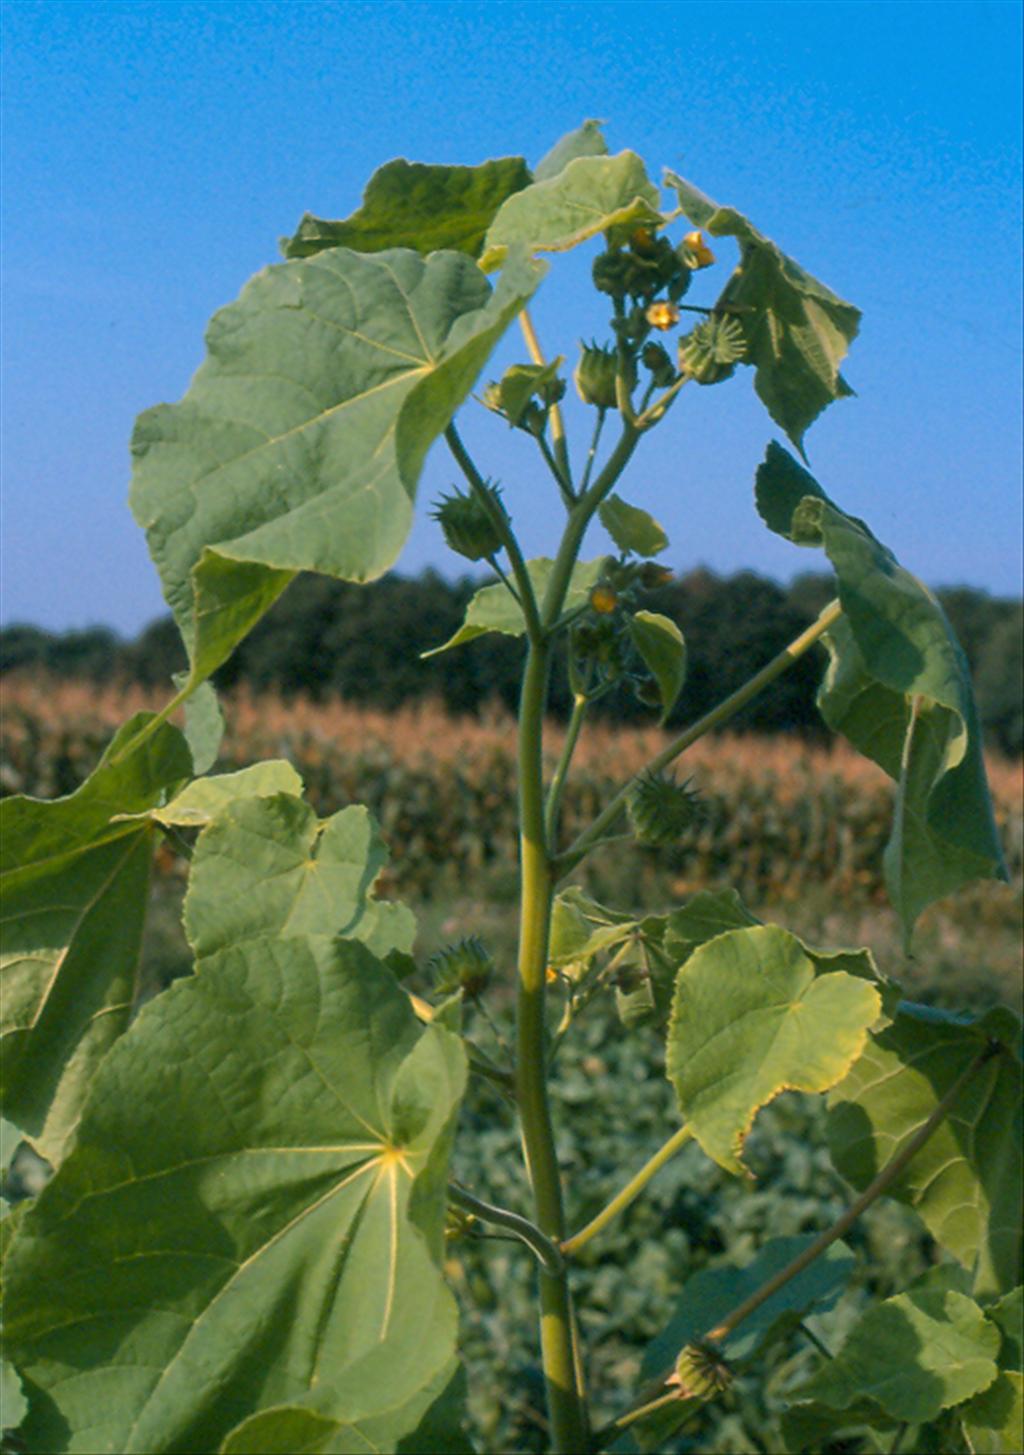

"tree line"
[2, 569, 1021, 754]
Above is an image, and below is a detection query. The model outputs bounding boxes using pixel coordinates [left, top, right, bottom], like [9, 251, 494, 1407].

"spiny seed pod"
[640, 342, 676, 387]
[430, 487, 505, 562]
[574, 342, 620, 410]
[427, 936, 494, 998]
[589, 583, 619, 615]
[668, 1342, 732, 1400]
[679, 315, 746, 386]
[538, 373, 567, 407]
[628, 770, 704, 846]
[645, 301, 680, 332]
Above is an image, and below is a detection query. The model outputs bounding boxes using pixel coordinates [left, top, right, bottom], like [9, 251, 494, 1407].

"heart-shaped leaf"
[598, 495, 669, 558]
[130, 246, 543, 686]
[666, 925, 881, 1173]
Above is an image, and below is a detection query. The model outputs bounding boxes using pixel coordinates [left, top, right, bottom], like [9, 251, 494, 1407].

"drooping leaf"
[547, 887, 637, 968]
[666, 925, 881, 1174]
[282, 156, 532, 261]
[481, 151, 662, 270]
[0, 714, 192, 1164]
[130, 246, 544, 686]
[3, 934, 467, 1455]
[756, 442, 1007, 942]
[961, 1371, 1024, 1455]
[795, 1273, 1000, 1424]
[827, 1005, 1022, 1297]
[533, 119, 609, 182]
[642, 1235, 855, 1376]
[1, 1357, 28, 1435]
[140, 761, 305, 828]
[178, 676, 225, 775]
[628, 611, 686, 723]
[218, 1359, 473, 1454]
[667, 172, 861, 450]
[184, 796, 415, 962]
[598, 494, 669, 557]
[423, 556, 608, 655]
[779, 1398, 896, 1455]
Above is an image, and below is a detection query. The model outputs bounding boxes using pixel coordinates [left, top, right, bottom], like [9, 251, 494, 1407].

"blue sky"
[2, 0, 1021, 635]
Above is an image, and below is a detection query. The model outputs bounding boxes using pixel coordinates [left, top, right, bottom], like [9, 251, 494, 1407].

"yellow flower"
[683, 230, 716, 269]
[589, 584, 619, 615]
[645, 301, 681, 331]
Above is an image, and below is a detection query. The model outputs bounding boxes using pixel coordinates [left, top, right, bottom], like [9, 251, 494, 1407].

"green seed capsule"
[430, 487, 506, 562]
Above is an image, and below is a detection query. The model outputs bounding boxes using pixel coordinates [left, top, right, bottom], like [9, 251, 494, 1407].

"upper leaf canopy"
[667, 172, 861, 451]
[282, 156, 532, 261]
[480, 151, 662, 270]
[130, 245, 544, 687]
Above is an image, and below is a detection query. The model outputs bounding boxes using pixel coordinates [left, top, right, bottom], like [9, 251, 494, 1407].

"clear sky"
[2, 0, 1021, 635]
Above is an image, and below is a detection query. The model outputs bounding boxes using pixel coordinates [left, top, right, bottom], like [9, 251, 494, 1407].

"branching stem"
[544, 693, 589, 848]
[562, 1124, 694, 1256]
[557, 599, 844, 875]
[448, 1183, 565, 1276]
[520, 307, 573, 491]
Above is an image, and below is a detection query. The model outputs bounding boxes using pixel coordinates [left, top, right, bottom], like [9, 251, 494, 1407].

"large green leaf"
[3, 933, 467, 1455]
[0, 714, 192, 1164]
[184, 796, 416, 962]
[282, 156, 531, 261]
[667, 172, 860, 450]
[795, 1272, 1000, 1424]
[827, 1005, 1022, 1297]
[423, 555, 608, 655]
[481, 151, 661, 270]
[756, 443, 1006, 942]
[533, 118, 609, 182]
[962, 1371, 1024, 1455]
[666, 925, 881, 1173]
[219, 1361, 473, 1454]
[130, 246, 543, 685]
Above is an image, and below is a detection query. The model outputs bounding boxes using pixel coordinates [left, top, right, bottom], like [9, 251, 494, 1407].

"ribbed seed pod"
[668, 1342, 732, 1400]
[628, 770, 704, 846]
[427, 935, 494, 998]
[430, 485, 506, 562]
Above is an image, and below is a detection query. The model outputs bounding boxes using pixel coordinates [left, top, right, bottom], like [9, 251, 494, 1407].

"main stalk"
[515, 637, 589, 1452]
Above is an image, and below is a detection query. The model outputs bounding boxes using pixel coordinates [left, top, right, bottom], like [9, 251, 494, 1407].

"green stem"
[520, 307, 573, 492]
[106, 679, 193, 766]
[515, 636, 589, 1452]
[448, 1183, 564, 1276]
[544, 693, 588, 848]
[562, 1124, 694, 1256]
[557, 599, 843, 874]
[635, 371, 689, 429]
[444, 423, 543, 644]
[798, 1322, 834, 1361]
[579, 409, 606, 495]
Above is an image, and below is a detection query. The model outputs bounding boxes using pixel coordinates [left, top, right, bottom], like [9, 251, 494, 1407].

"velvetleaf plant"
[1, 120, 1020, 1455]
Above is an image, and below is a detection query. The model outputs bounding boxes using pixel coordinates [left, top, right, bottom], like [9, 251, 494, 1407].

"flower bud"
[638, 562, 674, 589]
[592, 249, 632, 299]
[430, 486, 506, 562]
[679, 230, 716, 270]
[574, 342, 620, 410]
[481, 380, 505, 415]
[589, 583, 619, 615]
[645, 301, 680, 332]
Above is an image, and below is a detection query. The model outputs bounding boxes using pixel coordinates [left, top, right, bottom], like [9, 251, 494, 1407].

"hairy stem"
[444, 423, 543, 643]
[448, 1183, 564, 1275]
[558, 599, 843, 873]
[562, 1124, 694, 1256]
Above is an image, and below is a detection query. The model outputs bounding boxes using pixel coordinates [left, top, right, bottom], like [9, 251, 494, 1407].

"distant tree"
[0, 624, 52, 675]
[975, 606, 1024, 755]
[122, 616, 188, 687]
